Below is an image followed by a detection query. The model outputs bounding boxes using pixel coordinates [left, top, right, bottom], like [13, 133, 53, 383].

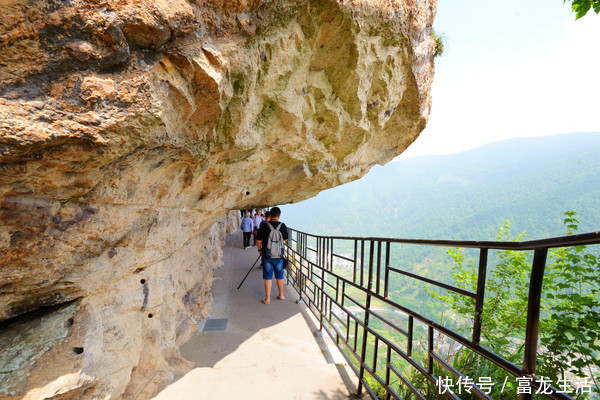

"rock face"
[0, 0, 436, 398]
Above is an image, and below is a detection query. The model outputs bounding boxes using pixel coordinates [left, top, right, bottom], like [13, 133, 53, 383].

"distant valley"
[281, 132, 600, 241]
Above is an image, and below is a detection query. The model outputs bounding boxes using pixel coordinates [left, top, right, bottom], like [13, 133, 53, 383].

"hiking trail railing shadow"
[284, 228, 600, 400]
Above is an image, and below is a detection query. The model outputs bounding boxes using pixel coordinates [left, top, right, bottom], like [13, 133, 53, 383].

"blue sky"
[398, 0, 600, 158]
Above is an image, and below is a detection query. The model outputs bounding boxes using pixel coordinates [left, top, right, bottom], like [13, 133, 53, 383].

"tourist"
[256, 207, 288, 304]
[257, 211, 271, 269]
[252, 210, 264, 246]
[260, 211, 271, 228]
[240, 212, 253, 249]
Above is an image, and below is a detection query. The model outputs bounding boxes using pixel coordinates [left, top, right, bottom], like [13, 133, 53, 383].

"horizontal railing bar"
[342, 294, 367, 312]
[288, 246, 370, 292]
[341, 310, 367, 330]
[294, 247, 523, 378]
[388, 363, 427, 400]
[349, 311, 468, 400]
[369, 309, 409, 337]
[525, 375, 574, 400]
[432, 376, 463, 400]
[388, 266, 477, 298]
[323, 333, 362, 381]
[330, 310, 349, 331]
[361, 364, 402, 400]
[365, 288, 523, 377]
[323, 278, 336, 291]
[293, 244, 521, 376]
[289, 229, 600, 250]
[332, 253, 355, 263]
[430, 351, 494, 400]
[313, 312, 362, 373]
[365, 334, 405, 365]
[377, 331, 462, 400]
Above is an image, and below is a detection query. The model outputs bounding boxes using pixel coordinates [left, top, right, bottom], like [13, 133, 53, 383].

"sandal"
[261, 298, 270, 304]
[277, 296, 285, 300]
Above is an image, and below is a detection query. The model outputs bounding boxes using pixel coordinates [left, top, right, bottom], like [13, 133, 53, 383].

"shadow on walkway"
[153, 231, 359, 400]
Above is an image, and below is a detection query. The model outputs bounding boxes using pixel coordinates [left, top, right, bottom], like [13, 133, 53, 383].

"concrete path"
[153, 230, 358, 400]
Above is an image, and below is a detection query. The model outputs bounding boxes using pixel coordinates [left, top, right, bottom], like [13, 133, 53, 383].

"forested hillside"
[281, 132, 600, 240]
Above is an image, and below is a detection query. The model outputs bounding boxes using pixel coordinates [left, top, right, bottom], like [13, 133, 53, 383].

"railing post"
[473, 248, 488, 345]
[353, 239, 358, 283]
[407, 315, 413, 357]
[360, 239, 365, 287]
[357, 240, 375, 396]
[376, 240, 382, 295]
[428, 325, 434, 374]
[384, 242, 390, 298]
[318, 237, 325, 333]
[297, 231, 304, 304]
[520, 248, 548, 400]
[302, 232, 307, 260]
[329, 237, 334, 271]
[385, 346, 392, 400]
[285, 239, 290, 286]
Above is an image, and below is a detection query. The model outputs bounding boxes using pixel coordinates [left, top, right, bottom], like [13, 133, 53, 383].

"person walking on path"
[260, 211, 271, 228]
[257, 211, 271, 269]
[240, 212, 254, 249]
[252, 210, 264, 246]
[256, 207, 288, 304]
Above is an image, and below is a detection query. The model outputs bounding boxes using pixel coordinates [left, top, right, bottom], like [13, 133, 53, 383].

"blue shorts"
[263, 256, 284, 280]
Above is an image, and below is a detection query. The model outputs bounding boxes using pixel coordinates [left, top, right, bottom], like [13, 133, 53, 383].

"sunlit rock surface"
[0, 0, 436, 398]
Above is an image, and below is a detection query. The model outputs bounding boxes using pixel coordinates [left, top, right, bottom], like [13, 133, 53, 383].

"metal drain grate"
[203, 318, 228, 332]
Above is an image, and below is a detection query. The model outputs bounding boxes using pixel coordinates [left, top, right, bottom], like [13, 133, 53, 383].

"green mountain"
[281, 132, 600, 240]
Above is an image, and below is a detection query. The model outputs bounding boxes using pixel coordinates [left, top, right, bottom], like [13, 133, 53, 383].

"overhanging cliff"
[0, 0, 436, 398]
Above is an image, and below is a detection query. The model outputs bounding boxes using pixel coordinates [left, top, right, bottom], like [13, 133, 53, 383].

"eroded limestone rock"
[0, 0, 436, 398]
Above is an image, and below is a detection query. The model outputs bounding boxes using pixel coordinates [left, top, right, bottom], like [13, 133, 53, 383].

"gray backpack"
[266, 222, 284, 258]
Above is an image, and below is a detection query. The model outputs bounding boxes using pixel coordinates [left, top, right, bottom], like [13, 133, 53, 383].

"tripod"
[236, 255, 262, 290]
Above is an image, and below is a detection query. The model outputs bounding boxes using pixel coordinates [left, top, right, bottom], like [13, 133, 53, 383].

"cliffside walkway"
[153, 230, 357, 400]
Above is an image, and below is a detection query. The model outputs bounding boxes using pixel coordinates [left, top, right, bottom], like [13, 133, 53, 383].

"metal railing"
[284, 228, 600, 400]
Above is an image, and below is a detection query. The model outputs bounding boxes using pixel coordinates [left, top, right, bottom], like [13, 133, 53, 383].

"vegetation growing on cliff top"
[432, 29, 445, 57]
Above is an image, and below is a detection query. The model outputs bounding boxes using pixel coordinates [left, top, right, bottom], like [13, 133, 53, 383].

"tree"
[537, 212, 600, 393]
[565, 0, 600, 19]
[436, 212, 600, 398]
[433, 222, 531, 399]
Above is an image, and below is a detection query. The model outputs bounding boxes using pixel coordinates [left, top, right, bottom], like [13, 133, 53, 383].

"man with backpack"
[256, 207, 288, 304]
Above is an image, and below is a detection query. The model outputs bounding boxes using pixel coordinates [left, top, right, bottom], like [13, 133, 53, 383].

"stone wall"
[1, 213, 238, 399]
[0, 0, 436, 398]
